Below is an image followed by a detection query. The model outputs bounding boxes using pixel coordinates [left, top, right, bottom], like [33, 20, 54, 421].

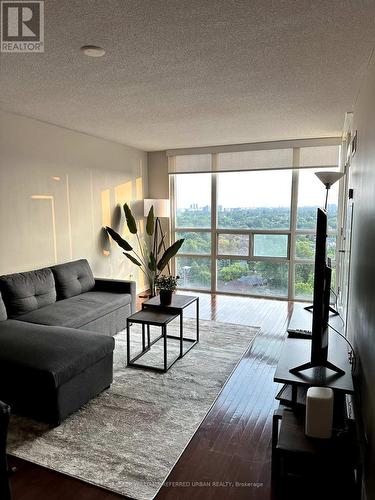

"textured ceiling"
[0, 0, 374, 151]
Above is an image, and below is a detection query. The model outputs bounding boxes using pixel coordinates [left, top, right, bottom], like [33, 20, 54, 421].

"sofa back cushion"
[51, 259, 95, 300]
[0, 292, 7, 321]
[0, 268, 56, 318]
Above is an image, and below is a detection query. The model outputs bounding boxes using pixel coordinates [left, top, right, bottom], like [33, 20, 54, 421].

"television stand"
[272, 407, 361, 499]
[274, 337, 354, 400]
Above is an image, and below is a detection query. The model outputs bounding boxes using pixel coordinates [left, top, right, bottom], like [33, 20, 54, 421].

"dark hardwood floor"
[154, 292, 293, 500]
[8, 292, 295, 500]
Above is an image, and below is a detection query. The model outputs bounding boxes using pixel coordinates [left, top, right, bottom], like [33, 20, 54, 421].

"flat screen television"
[290, 208, 345, 375]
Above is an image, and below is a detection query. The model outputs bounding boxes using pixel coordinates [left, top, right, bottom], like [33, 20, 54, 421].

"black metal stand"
[274, 337, 354, 397]
[142, 295, 200, 357]
[126, 306, 199, 373]
[153, 217, 170, 274]
[304, 303, 339, 316]
[289, 358, 345, 375]
[128, 323, 172, 373]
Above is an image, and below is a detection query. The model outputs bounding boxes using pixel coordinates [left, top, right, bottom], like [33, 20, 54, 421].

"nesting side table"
[142, 294, 199, 358]
[126, 309, 179, 372]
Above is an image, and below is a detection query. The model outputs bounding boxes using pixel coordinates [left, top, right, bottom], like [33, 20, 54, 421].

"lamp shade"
[315, 171, 344, 188]
[144, 199, 170, 218]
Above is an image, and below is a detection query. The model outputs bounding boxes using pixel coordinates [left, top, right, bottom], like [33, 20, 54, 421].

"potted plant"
[155, 275, 179, 305]
[106, 203, 184, 297]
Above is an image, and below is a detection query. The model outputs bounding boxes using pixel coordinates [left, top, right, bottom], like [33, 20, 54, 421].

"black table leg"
[179, 311, 183, 358]
[147, 324, 150, 348]
[126, 319, 130, 366]
[196, 297, 200, 342]
[142, 324, 146, 351]
[163, 325, 167, 372]
[0, 401, 11, 500]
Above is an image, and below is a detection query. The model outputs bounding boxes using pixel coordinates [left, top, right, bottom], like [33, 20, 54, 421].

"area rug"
[7, 318, 259, 500]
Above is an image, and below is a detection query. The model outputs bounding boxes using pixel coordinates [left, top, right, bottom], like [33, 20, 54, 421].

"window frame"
[170, 150, 343, 301]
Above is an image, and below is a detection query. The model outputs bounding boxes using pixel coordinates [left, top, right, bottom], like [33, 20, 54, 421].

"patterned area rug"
[7, 318, 259, 500]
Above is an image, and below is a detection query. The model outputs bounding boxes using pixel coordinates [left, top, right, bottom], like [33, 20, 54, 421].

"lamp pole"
[324, 184, 330, 210]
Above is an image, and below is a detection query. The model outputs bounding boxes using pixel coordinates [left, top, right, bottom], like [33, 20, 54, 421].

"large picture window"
[217, 170, 292, 230]
[171, 147, 341, 301]
[175, 173, 211, 228]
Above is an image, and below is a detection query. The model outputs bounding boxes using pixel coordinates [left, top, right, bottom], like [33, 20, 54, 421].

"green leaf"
[123, 203, 137, 234]
[105, 226, 132, 251]
[148, 252, 157, 272]
[123, 252, 142, 266]
[157, 239, 184, 272]
[146, 205, 154, 236]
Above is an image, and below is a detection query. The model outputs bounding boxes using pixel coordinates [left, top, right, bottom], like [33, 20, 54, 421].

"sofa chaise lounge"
[0, 259, 136, 425]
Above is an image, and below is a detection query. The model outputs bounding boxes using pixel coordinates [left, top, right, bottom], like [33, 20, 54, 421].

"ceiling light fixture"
[80, 45, 106, 57]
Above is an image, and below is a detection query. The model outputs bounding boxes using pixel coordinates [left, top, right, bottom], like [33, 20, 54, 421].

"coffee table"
[142, 294, 199, 358]
[127, 309, 180, 372]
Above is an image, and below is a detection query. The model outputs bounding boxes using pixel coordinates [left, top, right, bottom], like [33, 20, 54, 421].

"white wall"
[346, 52, 375, 499]
[0, 110, 148, 291]
[147, 151, 169, 199]
[147, 150, 170, 240]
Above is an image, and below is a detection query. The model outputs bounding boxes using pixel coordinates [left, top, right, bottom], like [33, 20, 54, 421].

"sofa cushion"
[0, 292, 7, 321]
[15, 290, 131, 329]
[0, 320, 114, 388]
[0, 268, 56, 318]
[51, 259, 95, 299]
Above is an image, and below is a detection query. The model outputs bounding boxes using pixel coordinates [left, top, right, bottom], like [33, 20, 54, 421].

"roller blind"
[167, 139, 341, 174]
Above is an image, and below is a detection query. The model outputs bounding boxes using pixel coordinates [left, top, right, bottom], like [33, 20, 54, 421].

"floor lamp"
[144, 199, 171, 274]
[304, 170, 345, 316]
[315, 171, 345, 210]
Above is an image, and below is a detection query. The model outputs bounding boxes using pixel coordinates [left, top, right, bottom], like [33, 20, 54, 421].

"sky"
[176, 169, 339, 209]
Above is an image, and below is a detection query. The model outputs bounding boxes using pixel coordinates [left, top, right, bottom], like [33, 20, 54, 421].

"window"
[295, 234, 336, 261]
[294, 263, 315, 300]
[217, 259, 288, 297]
[171, 148, 341, 299]
[253, 234, 289, 258]
[176, 256, 211, 290]
[218, 234, 249, 256]
[294, 262, 337, 301]
[295, 167, 340, 299]
[175, 232, 211, 254]
[175, 173, 211, 228]
[174, 173, 212, 290]
[297, 168, 339, 231]
[217, 170, 292, 230]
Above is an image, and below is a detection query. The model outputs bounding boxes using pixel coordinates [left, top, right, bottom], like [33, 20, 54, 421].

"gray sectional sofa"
[0, 259, 136, 425]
